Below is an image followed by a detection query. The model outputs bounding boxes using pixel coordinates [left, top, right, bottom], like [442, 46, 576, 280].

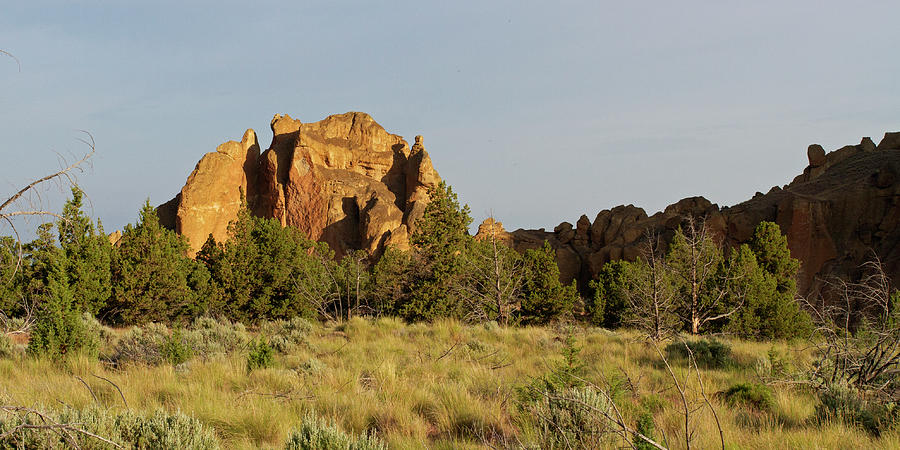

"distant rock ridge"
[476, 132, 900, 296]
[159, 112, 440, 257]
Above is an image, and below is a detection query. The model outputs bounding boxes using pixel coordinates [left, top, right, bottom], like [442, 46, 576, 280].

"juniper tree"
[400, 181, 472, 322]
[726, 222, 812, 339]
[588, 259, 631, 328]
[27, 227, 95, 358]
[370, 246, 412, 316]
[107, 201, 203, 324]
[0, 236, 23, 316]
[211, 206, 321, 322]
[519, 241, 578, 325]
[56, 187, 111, 315]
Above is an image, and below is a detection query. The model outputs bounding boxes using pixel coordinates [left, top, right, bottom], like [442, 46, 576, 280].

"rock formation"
[161, 112, 440, 257]
[166, 111, 898, 298]
[478, 132, 900, 297]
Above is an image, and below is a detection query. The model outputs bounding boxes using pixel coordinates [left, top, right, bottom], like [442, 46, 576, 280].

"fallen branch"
[435, 339, 461, 361]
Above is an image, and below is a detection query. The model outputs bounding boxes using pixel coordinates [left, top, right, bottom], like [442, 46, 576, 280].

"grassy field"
[2, 317, 899, 449]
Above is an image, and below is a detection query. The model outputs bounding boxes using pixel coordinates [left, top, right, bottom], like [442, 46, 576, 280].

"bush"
[721, 383, 775, 413]
[284, 413, 385, 450]
[523, 386, 612, 449]
[111, 323, 194, 367]
[0, 407, 220, 449]
[184, 316, 249, 358]
[816, 385, 899, 436]
[0, 333, 14, 359]
[634, 411, 656, 450]
[664, 338, 733, 369]
[161, 329, 193, 366]
[247, 339, 275, 372]
[260, 317, 313, 353]
[28, 308, 101, 359]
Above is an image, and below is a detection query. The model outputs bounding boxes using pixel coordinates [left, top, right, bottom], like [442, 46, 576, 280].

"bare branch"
[0, 49, 20, 72]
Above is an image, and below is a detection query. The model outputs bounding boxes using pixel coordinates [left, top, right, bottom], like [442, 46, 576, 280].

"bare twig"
[435, 338, 461, 361]
[74, 376, 100, 406]
[0, 49, 20, 72]
[92, 374, 128, 409]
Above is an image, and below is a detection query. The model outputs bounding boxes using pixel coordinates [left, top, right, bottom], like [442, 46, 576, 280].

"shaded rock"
[877, 132, 900, 151]
[502, 130, 900, 296]
[555, 222, 575, 244]
[875, 163, 897, 189]
[808, 144, 826, 167]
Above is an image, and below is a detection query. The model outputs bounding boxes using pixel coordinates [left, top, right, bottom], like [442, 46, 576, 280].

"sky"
[1, 1, 898, 237]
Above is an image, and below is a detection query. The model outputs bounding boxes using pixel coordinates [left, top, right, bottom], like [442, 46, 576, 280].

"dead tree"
[807, 257, 900, 400]
[0, 131, 95, 334]
[458, 218, 524, 326]
[667, 217, 741, 334]
[622, 232, 680, 341]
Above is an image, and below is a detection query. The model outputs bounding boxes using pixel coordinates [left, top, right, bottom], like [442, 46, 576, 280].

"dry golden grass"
[3, 317, 900, 449]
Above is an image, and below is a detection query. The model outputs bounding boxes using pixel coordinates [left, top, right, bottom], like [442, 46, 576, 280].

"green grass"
[2, 317, 899, 449]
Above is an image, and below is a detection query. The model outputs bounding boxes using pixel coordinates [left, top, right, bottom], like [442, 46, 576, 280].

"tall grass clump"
[816, 385, 899, 436]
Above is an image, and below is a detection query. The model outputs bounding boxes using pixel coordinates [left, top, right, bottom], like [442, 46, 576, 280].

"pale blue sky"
[1, 1, 898, 235]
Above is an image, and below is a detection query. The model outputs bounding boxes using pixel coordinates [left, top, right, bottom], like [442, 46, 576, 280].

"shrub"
[524, 386, 612, 449]
[816, 385, 899, 436]
[247, 339, 275, 372]
[721, 383, 775, 413]
[28, 307, 100, 359]
[161, 329, 193, 366]
[184, 316, 249, 358]
[0, 333, 14, 359]
[0, 407, 220, 449]
[756, 346, 795, 379]
[664, 338, 733, 369]
[634, 411, 656, 450]
[284, 413, 385, 450]
[109, 323, 170, 366]
[516, 333, 586, 404]
[260, 317, 313, 353]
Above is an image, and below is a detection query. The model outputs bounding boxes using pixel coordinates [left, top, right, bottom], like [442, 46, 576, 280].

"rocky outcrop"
[488, 132, 900, 295]
[161, 112, 440, 257]
[174, 129, 259, 256]
[474, 218, 513, 246]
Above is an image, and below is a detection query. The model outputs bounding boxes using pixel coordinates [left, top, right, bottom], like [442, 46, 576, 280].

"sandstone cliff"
[477, 132, 900, 296]
[160, 112, 440, 257]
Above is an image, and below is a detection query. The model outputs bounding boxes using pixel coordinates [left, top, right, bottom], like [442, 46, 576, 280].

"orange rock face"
[175, 129, 259, 256]
[162, 112, 440, 258]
